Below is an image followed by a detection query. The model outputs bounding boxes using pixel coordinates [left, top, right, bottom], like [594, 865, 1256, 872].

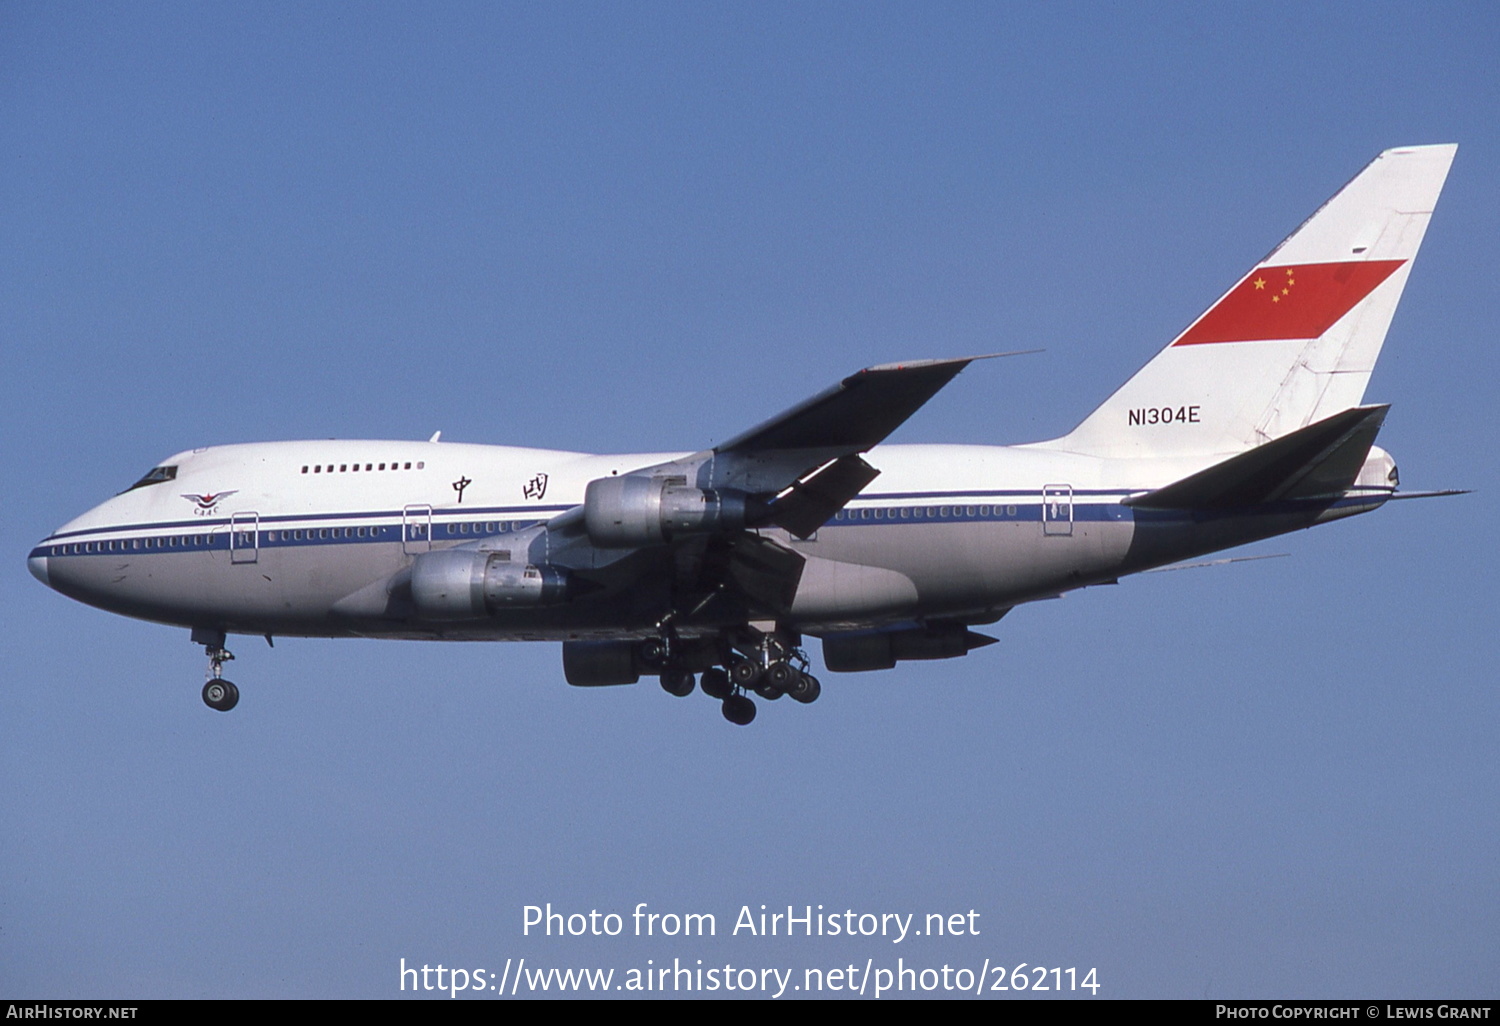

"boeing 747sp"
[28, 145, 1459, 725]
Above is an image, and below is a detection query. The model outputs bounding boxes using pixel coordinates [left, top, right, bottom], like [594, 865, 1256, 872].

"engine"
[410, 548, 569, 621]
[561, 641, 640, 687]
[821, 623, 997, 672]
[583, 475, 750, 548]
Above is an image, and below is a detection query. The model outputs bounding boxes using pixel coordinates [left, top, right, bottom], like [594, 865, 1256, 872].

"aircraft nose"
[28, 551, 51, 588]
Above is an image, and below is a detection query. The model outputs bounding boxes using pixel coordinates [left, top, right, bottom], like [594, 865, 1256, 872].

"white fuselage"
[28, 437, 1389, 643]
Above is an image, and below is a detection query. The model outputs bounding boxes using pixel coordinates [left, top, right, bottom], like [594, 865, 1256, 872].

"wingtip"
[863, 349, 1042, 373]
[1384, 142, 1458, 155]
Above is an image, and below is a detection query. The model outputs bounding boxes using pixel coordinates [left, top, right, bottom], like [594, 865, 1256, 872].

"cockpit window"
[125, 465, 178, 492]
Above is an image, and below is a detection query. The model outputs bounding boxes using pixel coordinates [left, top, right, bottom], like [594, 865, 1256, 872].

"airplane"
[27, 144, 1459, 726]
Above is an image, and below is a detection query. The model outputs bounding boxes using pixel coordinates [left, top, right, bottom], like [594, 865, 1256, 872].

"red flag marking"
[1174, 260, 1405, 346]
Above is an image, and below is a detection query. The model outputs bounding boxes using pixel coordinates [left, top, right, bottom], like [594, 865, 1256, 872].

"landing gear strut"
[193, 627, 239, 712]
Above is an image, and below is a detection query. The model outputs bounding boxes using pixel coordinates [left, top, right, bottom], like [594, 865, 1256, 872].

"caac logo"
[181, 491, 238, 515]
[523, 473, 548, 501]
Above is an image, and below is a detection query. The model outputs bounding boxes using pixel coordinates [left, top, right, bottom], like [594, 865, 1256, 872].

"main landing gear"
[193, 627, 239, 712]
[640, 624, 821, 726]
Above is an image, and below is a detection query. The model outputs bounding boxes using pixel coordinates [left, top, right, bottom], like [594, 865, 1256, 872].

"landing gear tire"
[660, 671, 695, 697]
[787, 672, 821, 704]
[721, 693, 757, 726]
[202, 679, 239, 712]
[754, 679, 784, 700]
[699, 667, 732, 700]
[638, 637, 668, 671]
[766, 661, 797, 690]
[729, 659, 762, 689]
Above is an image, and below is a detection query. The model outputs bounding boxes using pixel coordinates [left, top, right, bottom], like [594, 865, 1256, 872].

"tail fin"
[1042, 144, 1456, 459]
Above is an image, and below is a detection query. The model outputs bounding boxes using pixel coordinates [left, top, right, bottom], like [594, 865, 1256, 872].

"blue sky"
[3, 2, 1496, 998]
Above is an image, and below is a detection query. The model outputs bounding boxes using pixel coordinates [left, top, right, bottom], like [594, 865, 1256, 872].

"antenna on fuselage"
[428, 431, 442, 443]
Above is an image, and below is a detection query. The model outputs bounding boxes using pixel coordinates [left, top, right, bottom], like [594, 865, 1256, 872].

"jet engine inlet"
[583, 476, 749, 547]
[410, 549, 569, 620]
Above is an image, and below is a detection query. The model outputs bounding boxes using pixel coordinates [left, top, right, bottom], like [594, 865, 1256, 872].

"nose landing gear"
[193, 627, 239, 712]
[202, 678, 239, 712]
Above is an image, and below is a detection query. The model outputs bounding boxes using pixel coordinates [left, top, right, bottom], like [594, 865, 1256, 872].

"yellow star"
[1281, 287, 1289, 295]
[1287, 278, 1295, 286]
[1285, 267, 1295, 276]
[1272, 295, 1280, 303]
[1253, 277, 1266, 290]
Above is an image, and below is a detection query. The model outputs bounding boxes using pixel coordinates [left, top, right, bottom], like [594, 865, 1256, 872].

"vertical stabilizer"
[1039, 144, 1455, 459]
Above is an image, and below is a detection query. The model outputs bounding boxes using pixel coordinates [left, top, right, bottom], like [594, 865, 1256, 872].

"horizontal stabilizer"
[1385, 489, 1472, 501]
[1124, 405, 1389, 510]
[767, 454, 881, 539]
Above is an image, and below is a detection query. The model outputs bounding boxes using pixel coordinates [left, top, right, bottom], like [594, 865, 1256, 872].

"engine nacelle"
[562, 641, 640, 687]
[583, 475, 749, 548]
[410, 548, 569, 621]
[821, 623, 996, 672]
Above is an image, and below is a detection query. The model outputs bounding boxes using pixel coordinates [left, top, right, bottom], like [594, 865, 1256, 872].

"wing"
[542, 355, 992, 621]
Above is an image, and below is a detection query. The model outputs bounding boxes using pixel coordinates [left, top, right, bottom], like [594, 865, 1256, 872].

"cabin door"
[1042, 485, 1074, 537]
[403, 504, 433, 555]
